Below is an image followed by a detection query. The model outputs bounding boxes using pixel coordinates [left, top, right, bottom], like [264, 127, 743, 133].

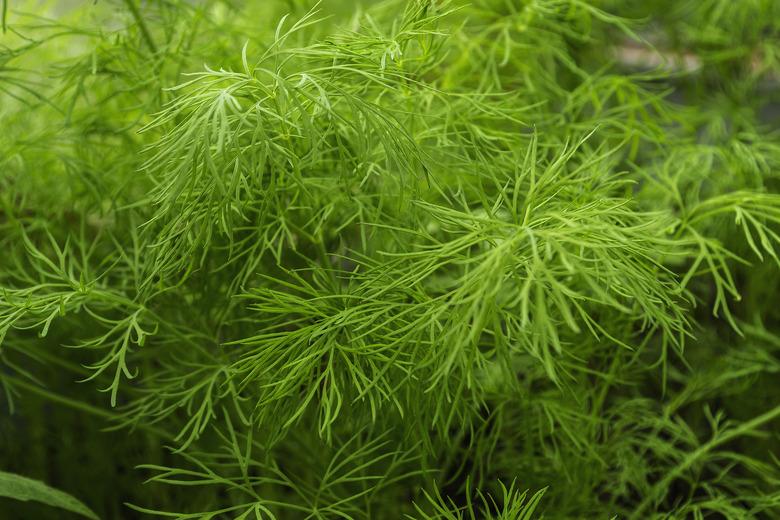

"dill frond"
[1, 0, 779, 518]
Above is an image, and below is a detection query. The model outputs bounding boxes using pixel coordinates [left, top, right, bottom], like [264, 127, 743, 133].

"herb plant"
[1, 0, 779, 518]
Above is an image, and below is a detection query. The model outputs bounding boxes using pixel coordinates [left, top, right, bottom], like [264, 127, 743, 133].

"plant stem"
[122, 0, 158, 54]
[631, 404, 780, 518]
[1, 0, 8, 33]
[3, 374, 172, 440]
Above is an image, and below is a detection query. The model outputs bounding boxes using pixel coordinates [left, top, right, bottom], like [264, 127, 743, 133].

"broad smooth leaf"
[0, 470, 99, 519]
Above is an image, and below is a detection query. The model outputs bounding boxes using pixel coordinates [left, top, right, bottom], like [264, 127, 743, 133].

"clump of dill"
[1, 0, 779, 518]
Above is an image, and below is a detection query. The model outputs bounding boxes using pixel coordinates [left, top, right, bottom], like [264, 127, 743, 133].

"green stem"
[122, 0, 158, 54]
[3, 374, 172, 440]
[631, 404, 780, 518]
[2, 0, 8, 33]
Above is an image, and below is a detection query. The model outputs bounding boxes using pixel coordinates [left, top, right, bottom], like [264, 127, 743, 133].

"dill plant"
[0, 0, 779, 518]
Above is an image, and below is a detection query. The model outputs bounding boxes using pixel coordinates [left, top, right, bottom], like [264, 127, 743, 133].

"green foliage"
[0, 470, 99, 519]
[1, 0, 779, 518]
[408, 481, 546, 520]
